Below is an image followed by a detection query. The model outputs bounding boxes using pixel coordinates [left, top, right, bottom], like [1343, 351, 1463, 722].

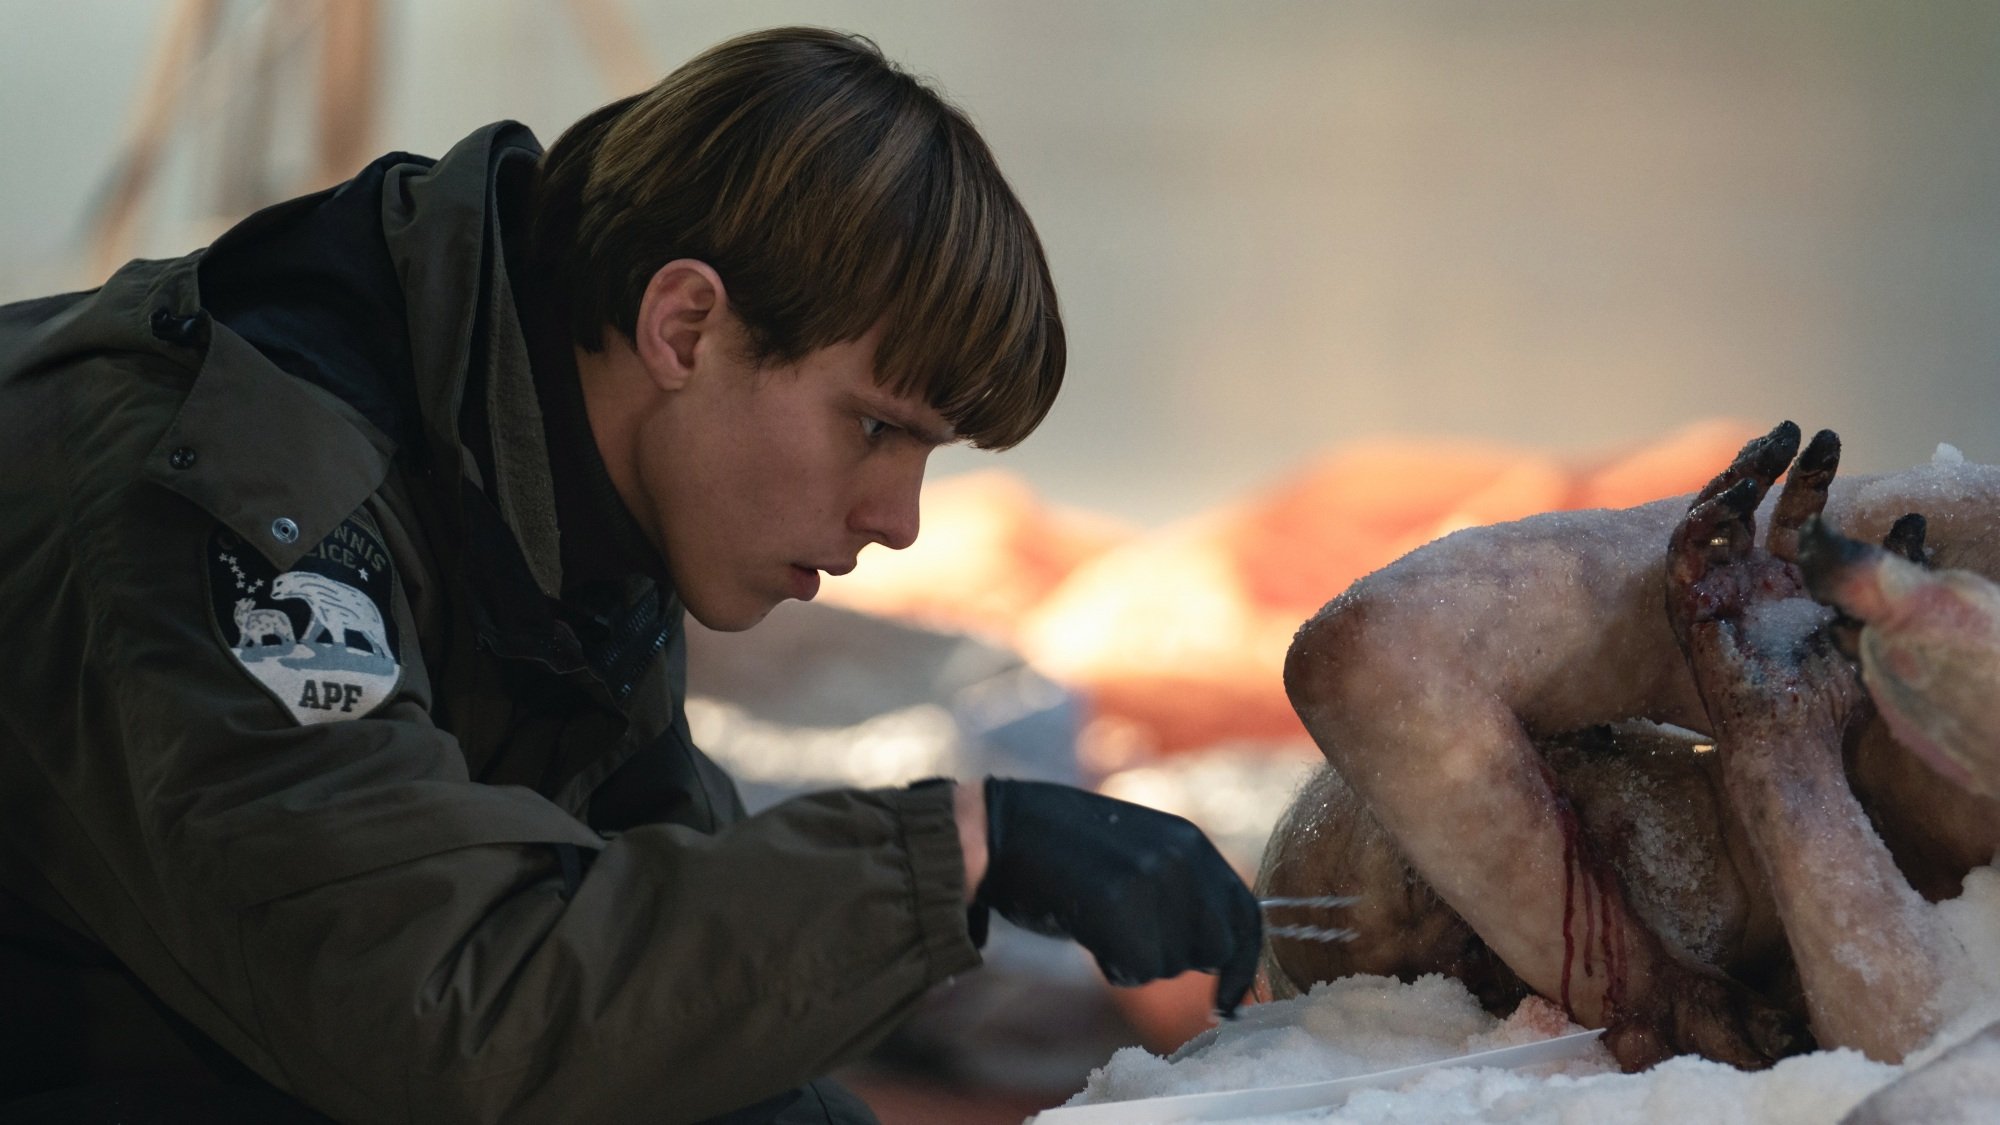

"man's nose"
[855, 460, 923, 551]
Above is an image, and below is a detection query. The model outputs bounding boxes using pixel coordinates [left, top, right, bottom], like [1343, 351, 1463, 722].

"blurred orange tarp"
[822, 420, 1761, 758]
[817, 470, 1136, 641]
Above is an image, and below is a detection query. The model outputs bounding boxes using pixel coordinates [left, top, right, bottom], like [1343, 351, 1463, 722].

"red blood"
[1560, 812, 1577, 1014]
[1543, 760, 1626, 1020]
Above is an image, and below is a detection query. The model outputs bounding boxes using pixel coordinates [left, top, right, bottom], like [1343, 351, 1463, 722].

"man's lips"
[789, 560, 856, 599]
[788, 565, 821, 600]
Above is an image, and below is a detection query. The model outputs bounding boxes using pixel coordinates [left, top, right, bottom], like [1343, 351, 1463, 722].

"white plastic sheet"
[1025, 1029, 1604, 1124]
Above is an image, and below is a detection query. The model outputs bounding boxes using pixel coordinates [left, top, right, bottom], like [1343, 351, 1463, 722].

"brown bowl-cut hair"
[530, 27, 1064, 450]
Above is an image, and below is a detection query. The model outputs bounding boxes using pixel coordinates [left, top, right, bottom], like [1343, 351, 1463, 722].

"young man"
[0, 28, 1259, 1125]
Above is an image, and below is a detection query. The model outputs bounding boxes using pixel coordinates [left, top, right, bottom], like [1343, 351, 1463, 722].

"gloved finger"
[1074, 876, 1174, 987]
[1768, 429, 1840, 563]
[1184, 856, 1255, 970]
[1091, 940, 1165, 989]
[1211, 884, 1263, 1019]
[1097, 961, 1149, 988]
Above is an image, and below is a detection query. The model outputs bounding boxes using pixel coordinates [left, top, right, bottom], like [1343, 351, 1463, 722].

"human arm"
[1667, 429, 1966, 1061]
[1282, 486, 1742, 1064]
[13, 462, 980, 1124]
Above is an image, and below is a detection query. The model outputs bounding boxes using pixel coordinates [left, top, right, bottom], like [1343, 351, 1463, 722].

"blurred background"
[5, 1, 1998, 1119]
[6, 1, 1998, 512]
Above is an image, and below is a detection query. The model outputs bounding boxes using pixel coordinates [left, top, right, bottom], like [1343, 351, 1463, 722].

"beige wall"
[5, 1, 1997, 522]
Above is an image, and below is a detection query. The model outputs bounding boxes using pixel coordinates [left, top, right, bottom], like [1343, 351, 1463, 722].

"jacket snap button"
[148, 308, 204, 346]
[168, 446, 197, 470]
[271, 517, 300, 544]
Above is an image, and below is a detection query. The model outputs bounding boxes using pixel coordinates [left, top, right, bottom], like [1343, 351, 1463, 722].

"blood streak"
[1545, 762, 1626, 1020]
[1560, 809, 1577, 1014]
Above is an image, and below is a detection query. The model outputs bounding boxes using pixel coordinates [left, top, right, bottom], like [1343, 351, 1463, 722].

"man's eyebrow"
[859, 393, 957, 446]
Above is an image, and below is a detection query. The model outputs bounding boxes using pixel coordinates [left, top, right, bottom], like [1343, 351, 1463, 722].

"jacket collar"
[139, 258, 398, 572]
[379, 121, 565, 599]
[123, 122, 564, 591]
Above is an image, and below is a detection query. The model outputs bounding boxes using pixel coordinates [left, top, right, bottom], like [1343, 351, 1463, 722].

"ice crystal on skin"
[1855, 458, 1991, 531]
[1738, 597, 1837, 660]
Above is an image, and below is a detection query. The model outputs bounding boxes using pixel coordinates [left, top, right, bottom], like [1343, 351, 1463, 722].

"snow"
[1061, 864, 2000, 1123]
[1738, 597, 1837, 659]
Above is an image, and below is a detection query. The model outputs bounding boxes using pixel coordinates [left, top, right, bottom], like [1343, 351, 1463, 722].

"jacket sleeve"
[50, 461, 980, 1123]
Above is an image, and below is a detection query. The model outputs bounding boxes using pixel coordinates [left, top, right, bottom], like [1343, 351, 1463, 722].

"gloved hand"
[975, 778, 1263, 1017]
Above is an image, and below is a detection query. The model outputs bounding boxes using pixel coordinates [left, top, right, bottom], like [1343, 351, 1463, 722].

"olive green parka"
[0, 123, 979, 1124]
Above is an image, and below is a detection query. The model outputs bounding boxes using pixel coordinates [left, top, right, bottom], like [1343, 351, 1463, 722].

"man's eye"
[860, 417, 892, 441]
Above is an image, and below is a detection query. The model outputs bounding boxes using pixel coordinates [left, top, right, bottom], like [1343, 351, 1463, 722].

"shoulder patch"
[209, 517, 401, 724]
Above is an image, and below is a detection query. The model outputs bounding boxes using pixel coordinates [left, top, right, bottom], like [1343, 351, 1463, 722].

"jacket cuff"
[897, 780, 984, 982]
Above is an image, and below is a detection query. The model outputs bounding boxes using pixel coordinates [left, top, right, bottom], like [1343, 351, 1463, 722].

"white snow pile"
[1061, 867, 2000, 1123]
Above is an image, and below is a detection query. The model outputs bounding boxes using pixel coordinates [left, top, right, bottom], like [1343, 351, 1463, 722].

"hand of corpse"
[975, 779, 1263, 1017]
[1667, 426, 1968, 1063]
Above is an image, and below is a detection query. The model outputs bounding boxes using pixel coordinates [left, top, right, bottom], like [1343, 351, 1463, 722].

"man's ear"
[631, 259, 728, 392]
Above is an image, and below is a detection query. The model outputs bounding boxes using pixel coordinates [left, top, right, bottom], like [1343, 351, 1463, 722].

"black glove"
[975, 778, 1262, 1017]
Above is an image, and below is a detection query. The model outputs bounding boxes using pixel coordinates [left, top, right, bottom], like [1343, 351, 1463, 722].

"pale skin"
[1802, 517, 2000, 799]
[571, 258, 993, 899]
[1666, 430, 1963, 1062]
[1276, 424, 2000, 1068]
[1796, 489, 2000, 1120]
[956, 784, 990, 901]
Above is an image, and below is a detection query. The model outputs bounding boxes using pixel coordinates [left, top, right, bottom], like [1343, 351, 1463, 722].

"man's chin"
[684, 596, 776, 633]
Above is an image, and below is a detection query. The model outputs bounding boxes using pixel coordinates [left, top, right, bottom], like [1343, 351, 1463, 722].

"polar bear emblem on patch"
[210, 519, 401, 725]
[271, 571, 391, 661]
[232, 598, 296, 650]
